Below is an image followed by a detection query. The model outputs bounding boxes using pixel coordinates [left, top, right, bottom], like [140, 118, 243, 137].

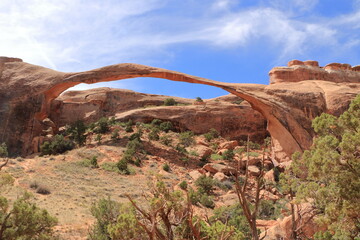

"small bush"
[101, 162, 119, 173]
[162, 163, 170, 172]
[179, 131, 195, 147]
[195, 97, 203, 102]
[160, 135, 172, 146]
[199, 194, 215, 209]
[164, 98, 176, 106]
[210, 154, 223, 161]
[36, 185, 51, 195]
[204, 128, 219, 142]
[151, 119, 162, 126]
[247, 151, 260, 157]
[223, 149, 234, 161]
[175, 144, 187, 154]
[0, 142, 8, 158]
[95, 134, 102, 144]
[40, 135, 74, 155]
[149, 128, 160, 141]
[90, 156, 99, 168]
[117, 159, 130, 175]
[195, 176, 215, 195]
[94, 117, 110, 134]
[124, 120, 134, 133]
[189, 150, 199, 156]
[159, 121, 173, 132]
[29, 181, 39, 189]
[111, 129, 120, 142]
[179, 181, 187, 190]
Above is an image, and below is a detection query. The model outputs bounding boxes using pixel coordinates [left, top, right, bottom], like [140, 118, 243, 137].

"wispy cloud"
[0, 0, 359, 73]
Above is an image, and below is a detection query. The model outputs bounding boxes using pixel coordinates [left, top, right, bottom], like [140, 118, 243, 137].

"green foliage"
[100, 162, 119, 173]
[94, 117, 110, 134]
[210, 153, 223, 161]
[95, 134, 102, 144]
[111, 129, 120, 142]
[0, 142, 8, 158]
[159, 121, 173, 132]
[149, 127, 160, 141]
[195, 176, 215, 195]
[286, 94, 360, 239]
[160, 135, 172, 146]
[210, 204, 251, 238]
[89, 197, 121, 240]
[175, 144, 187, 154]
[204, 128, 219, 142]
[0, 193, 57, 239]
[196, 97, 203, 102]
[179, 181, 187, 190]
[90, 156, 99, 168]
[179, 131, 195, 147]
[200, 220, 245, 240]
[189, 150, 199, 156]
[40, 135, 74, 155]
[199, 194, 215, 209]
[232, 99, 244, 105]
[162, 163, 170, 172]
[117, 159, 130, 175]
[66, 120, 87, 146]
[124, 120, 133, 133]
[223, 149, 235, 161]
[164, 98, 177, 106]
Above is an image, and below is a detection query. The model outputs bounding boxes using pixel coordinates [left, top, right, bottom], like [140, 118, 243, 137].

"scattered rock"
[188, 170, 203, 181]
[203, 163, 236, 176]
[219, 140, 238, 150]
[247, 166, 260, 176]
[213, 172, 228, 182]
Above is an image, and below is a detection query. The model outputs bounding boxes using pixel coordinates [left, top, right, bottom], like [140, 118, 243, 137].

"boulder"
[188, 170, 203, 181]
[219, 140, 238, 150]
[213, 172, 228, 182]
[248, 166, 260, 176]
[203, 163, 237, 176]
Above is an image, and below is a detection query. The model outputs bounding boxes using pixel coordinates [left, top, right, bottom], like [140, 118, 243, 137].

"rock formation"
[52, 88, 267, 142]
[0, 56, 359, 160]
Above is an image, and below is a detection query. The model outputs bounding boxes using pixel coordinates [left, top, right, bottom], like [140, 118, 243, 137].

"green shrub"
[196, 97, 203, 102]
[175, 144, 187, 154]
[195, 176, 215, 195]
[149, 128, 160, 141]
[117, 159, 130, 175]
[124, 120, 134, 133]
[151, 119, 162, 126]
[179, 131, 195, 147]
[94, 117, 110, 134]
[90, 156, 99, 168]
[159, 121, 173, 132]
[101, 162, 119, 173]
[204, 128, 219, 142]
[111, 129, 120, 142]
[189, 150, 199, 156]
[210, 153, 223, 161]
[40, 135, 74, 155]
[223, 149, 234, 161]
[162, 163, 170, 172]
[95, 134, 102, 144]
[164, 98, 176, 106]
[0, 193, 57, 239]
[199, 194, 215, 209]
[66, 120, 87, 146]
[179, 181, 187, 190]
[160, 135, 172, 146]
[0, 143, 8, 158]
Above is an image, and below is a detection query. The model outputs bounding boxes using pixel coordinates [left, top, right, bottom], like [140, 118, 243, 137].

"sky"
[1, 0, 360, 99]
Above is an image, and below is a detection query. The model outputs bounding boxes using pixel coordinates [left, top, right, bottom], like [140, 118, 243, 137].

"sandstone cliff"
[52, 88, 267, 142]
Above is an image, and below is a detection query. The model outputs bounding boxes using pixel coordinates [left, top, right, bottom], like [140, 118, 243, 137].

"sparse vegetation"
[162, 163, 170, 172]
[164, 98, 177, 106]
[196, 97, 203, 102]
[179, 131, 195, 147]
[204, 128, 219, 142]
[40, 134, 74, 155]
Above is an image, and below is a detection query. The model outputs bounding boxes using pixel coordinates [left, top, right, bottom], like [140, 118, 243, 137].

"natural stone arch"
[1, 57, 359, 160]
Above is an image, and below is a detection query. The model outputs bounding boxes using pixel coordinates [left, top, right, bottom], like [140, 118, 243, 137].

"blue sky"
[1, 0, 360, 98]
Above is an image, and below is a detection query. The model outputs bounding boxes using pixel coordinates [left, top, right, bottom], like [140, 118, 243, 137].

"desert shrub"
[36, 185, 51, 195]
[0, 142, 8, 158]
[162, 163, 170, 172]
[195, 176, 215, 195]
[189, 150, 199, 156]
[109, 116, 116, 125]
[204, 128, 219, 142]
[101, 162, 119, 173]
[111, 129, 120, 142]
[200, 220, 245, 240]
[40, 135, 74, 155]
[29, 181, 39, 189]
[175, 144, 187, 154]
[247, 151, 260, 157]
[179, 131, 195, 147]
[90, 156, 99, 168]
[129, 132, 142, 141]
[179, 181, 188, 190]
[199, 194, 215, 209]
[66, 120, 87, 146]
[232, 99, 244, 105]
[0, 193, 57, 239]
[151, 118, 162, 126]
[94, 117, 110, 134]
[160, 135, 172, 146]
[159, 121, 173, 132]
[164, 98, 176, 106]
[210, 153, 223, 161]
[223, 149, 234, 161]
[117, 159, 130, 175]
[95, 134, 102, 144]
[124, 120, 134, 133]
[210, 204, 251, 238]
[149, 128, 160, 141]
[196, 97, 203, 102]
[248, 141, 261, 150]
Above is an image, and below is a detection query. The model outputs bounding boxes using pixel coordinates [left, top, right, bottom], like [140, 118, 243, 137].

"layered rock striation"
[0, 57, 359, 160]
[52, 88, 267, 142]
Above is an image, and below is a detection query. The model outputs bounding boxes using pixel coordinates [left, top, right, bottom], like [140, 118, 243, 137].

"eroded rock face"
[51, 88, 267, 142]
[0, 57, 359, 160]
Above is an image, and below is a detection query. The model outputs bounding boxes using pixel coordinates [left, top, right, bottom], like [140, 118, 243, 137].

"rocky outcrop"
[52, 88, 267, 142]
[270, 59, 360, 84]
[0, 57, 359, 160]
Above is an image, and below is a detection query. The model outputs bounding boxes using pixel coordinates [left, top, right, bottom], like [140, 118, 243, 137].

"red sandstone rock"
[0, 57, 359, 161]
